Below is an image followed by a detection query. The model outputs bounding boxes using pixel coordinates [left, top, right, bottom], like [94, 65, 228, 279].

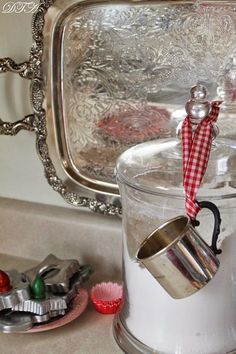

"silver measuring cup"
[136, 201, 222, 299]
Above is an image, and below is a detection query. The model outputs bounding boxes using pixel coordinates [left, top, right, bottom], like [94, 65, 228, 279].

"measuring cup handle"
[195, 201, 222, 255]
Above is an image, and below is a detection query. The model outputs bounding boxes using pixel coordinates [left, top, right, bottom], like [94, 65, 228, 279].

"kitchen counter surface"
[0, 253, 123, 354]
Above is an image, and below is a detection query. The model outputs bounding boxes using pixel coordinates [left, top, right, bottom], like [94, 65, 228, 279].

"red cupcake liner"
[91, 282, 123, 315]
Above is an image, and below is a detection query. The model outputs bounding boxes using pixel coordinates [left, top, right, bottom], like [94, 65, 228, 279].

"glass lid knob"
[177, 84, 219, 140]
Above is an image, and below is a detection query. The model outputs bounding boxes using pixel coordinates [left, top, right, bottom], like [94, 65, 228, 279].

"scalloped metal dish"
[1, 0, 236, 215]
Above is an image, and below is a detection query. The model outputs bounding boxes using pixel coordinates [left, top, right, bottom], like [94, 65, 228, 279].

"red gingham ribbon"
[182, 101, 222, 220]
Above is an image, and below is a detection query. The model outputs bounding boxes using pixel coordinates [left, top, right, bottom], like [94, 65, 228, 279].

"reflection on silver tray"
[1, 0, 236, 214]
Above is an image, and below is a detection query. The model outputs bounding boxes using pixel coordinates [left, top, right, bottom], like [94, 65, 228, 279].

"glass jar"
[114, 137, 236, 354]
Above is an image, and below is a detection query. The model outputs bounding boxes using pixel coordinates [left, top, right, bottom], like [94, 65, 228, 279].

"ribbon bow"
[182, 101, 222, 220]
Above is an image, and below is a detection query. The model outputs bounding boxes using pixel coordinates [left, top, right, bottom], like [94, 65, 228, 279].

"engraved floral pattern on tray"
[62, 3, 236, 183]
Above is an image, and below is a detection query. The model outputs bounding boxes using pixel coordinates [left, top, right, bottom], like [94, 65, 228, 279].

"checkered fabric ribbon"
[182, 101, 222, 220]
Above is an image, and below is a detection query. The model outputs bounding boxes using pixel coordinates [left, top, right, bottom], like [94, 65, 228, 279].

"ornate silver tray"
[1, 0, 236, 215]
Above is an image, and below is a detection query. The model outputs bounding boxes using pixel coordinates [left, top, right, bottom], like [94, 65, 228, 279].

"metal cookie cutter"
[24, 254, 81, 293]
[0, 309, 67, 331]
[0, 311, 33, 333]
[12, 294, 69, 315]
[12, 265, 93, 316]
[69, 265, 93, 289]
[32, 309, 66, 324]
[0, 270, 31, 311]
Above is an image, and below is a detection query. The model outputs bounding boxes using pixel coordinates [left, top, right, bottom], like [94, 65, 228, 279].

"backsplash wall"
[0, 8, 74, 207]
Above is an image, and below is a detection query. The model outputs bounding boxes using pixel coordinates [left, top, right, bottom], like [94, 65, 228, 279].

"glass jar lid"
[116, 137, 236, 199]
